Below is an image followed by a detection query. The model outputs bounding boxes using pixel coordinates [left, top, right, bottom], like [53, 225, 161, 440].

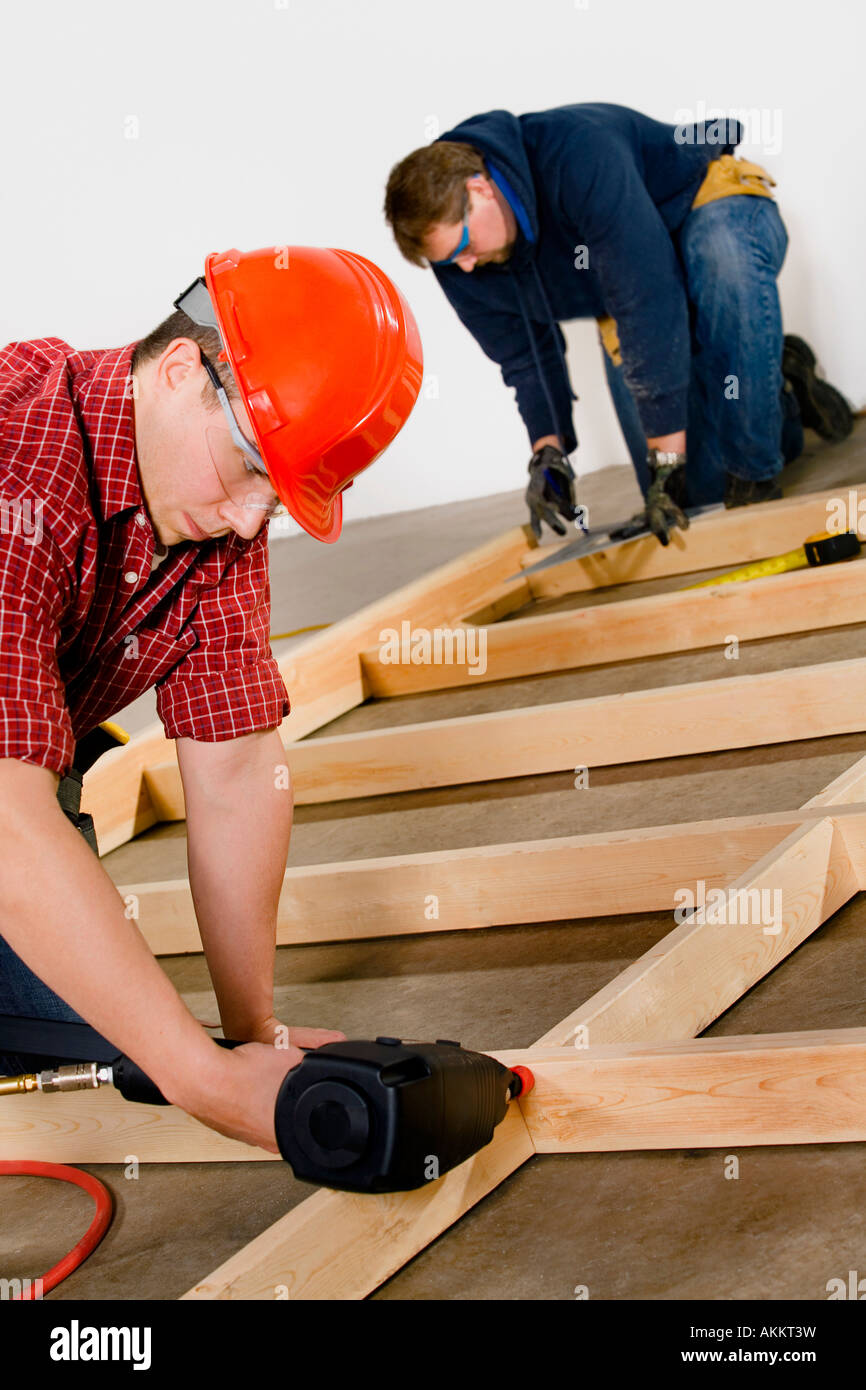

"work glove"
[643, 449, 689, 546]
[525, 445, 578, 539]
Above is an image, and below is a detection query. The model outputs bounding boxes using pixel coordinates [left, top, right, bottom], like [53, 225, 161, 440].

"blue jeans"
[601, 195, 803, 507]
[0, 783, 88, 1073]
[0, 939, 86, 1023]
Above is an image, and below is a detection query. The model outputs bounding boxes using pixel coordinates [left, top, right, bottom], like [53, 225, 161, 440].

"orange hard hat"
[191, 246, 423, 543]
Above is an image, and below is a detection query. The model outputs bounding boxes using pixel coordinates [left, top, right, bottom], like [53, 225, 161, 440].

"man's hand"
[243, 1015, 346, 1050]
[171, 1041, 306, 1153]
[167, 1021, 345, 1153]
[644, 449, 689, 546]
[525, 444, 577, 538]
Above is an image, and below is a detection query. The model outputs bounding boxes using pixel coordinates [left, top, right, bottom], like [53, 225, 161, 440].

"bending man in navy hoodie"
[385, 104, 851, 545]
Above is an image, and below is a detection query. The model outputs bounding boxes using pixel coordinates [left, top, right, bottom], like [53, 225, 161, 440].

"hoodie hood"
[437, 109, 575, 446]
[438, 109, 540, 259]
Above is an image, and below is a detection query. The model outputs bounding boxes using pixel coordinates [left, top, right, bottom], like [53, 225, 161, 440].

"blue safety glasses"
[429, 197, 471, 267]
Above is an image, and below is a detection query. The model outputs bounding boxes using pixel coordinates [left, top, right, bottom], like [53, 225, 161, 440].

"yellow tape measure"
[685, 531, 860, 589]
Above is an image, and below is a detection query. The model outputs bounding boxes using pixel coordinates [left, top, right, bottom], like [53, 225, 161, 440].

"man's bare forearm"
[647, 431, 687, 452]
[0, 759, 219, 1102]
[178, 728, 292, 1041]
[531, 434, 562, 452]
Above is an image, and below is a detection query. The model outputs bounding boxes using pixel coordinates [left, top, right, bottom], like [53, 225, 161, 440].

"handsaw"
[507, 503, 725, 581]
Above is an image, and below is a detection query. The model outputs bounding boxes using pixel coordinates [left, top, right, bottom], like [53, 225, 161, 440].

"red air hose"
[0, 1161, 113, 1297]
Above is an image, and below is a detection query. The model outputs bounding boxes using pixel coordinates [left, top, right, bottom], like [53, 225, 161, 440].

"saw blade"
[508, 504, 724, 581]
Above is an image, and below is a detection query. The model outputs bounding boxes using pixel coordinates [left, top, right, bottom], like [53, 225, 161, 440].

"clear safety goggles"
[199, 353, 287, 519]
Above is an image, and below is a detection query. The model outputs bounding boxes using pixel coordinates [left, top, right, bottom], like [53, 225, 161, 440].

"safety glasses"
[429, 196, 472, 266]
[199, 353, 287, 519]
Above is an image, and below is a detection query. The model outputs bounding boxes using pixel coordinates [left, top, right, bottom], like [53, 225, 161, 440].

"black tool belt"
[56, 764, 98, 855]
[55, 722, 126, 857]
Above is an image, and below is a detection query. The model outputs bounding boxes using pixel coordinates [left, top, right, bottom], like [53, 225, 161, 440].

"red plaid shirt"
[0, 337, 290, 776]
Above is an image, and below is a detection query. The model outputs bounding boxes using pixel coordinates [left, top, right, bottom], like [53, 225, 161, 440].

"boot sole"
[782, 353, 853, 442]
[783, 333, 816, 370]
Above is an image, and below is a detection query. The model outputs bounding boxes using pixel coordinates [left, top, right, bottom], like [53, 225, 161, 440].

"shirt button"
[124, 571, 138, 584]
[135, 512, 147, 528]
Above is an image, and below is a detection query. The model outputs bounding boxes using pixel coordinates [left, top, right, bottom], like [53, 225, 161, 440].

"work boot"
[724, 473, 783, 509]
[783, 334, 853, 442]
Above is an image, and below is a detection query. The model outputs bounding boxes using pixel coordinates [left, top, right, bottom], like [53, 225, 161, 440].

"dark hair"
[384, 142, 486, 266]
[130, 310, 238, 408]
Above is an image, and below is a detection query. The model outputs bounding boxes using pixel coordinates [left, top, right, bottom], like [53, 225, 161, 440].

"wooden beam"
[274, 524, 533, 743]
[128, 808, 865, 956]
[292, 659, 866, 803]
[520, 487, 866, 598]
[182, 798, 862, 1299]
[76, 495, 865, 843]
[458, 577, 533, 626]
[359, 557, 866, 697]
[142, 657, 866, 812]
[44, 782, 861, 1168]
[12, 1011, 866, 1171]
[535, 814, 858, 1047]
[182, 1102, 533, 1301]
[81, 724, 167, 854]
[801, 750, 866, 807]
[495, 1029, 866, 1151]
[81, 525, 534, 850]
[799, 755, 866, 882]
[0, 1087, 282, 1165]
[832, 813, 866, 889]
[284, 658, 866, 802]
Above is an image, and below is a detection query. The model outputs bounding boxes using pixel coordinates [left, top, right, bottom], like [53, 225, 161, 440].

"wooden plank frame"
[16, 486, 864, 1299]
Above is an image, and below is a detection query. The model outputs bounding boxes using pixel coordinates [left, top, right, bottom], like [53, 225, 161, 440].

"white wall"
[2, 0, 862, 532]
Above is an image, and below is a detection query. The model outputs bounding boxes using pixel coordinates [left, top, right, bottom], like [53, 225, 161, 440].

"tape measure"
[685, 531, 861, 589]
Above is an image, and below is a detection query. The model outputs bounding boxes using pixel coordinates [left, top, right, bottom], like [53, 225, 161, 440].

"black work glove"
[644, 450, 689, 547]
[525, 445, 577, 539]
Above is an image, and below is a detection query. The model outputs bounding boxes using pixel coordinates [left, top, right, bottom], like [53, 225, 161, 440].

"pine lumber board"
[128, 808, 866, 956]
[534, 815, 858, 1047]
[184, 1028, 866, 1297]
[0, 1087, 280, 1165]
[359, 557, 866, 696]
[273, 523, 533, 739]
[801, 750, 866, 807]
[32, 792, 863, 1166]
[182, 804, 862, 1299]
[286, 658, 866, 804]
[458, 577, 533, 625]
[832, 813, 866, 887]
[181, 1101, 534, 1301]
[141, 657, 866, 813]
[80, 725, 167, 853]
[81, 525, 534, 849]
[521, 486, 866, 598]
[493, 1029, 866, 1151]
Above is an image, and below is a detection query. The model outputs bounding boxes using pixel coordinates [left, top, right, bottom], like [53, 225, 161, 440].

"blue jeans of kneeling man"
[601, 195, 802, 507]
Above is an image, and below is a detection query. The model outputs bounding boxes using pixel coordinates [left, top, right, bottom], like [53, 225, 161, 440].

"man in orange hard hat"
[0, 246, 422, 1152]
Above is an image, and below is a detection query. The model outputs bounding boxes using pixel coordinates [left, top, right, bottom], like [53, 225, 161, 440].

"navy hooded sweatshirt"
[433, 104, 742, 452]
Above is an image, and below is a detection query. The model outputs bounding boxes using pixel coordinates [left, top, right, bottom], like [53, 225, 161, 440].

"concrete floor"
[5, 421, 866, 1300]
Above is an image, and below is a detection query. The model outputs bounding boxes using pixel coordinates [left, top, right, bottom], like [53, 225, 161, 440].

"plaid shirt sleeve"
[0, 519, 76, 775]
[155, 527, 290, 742]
